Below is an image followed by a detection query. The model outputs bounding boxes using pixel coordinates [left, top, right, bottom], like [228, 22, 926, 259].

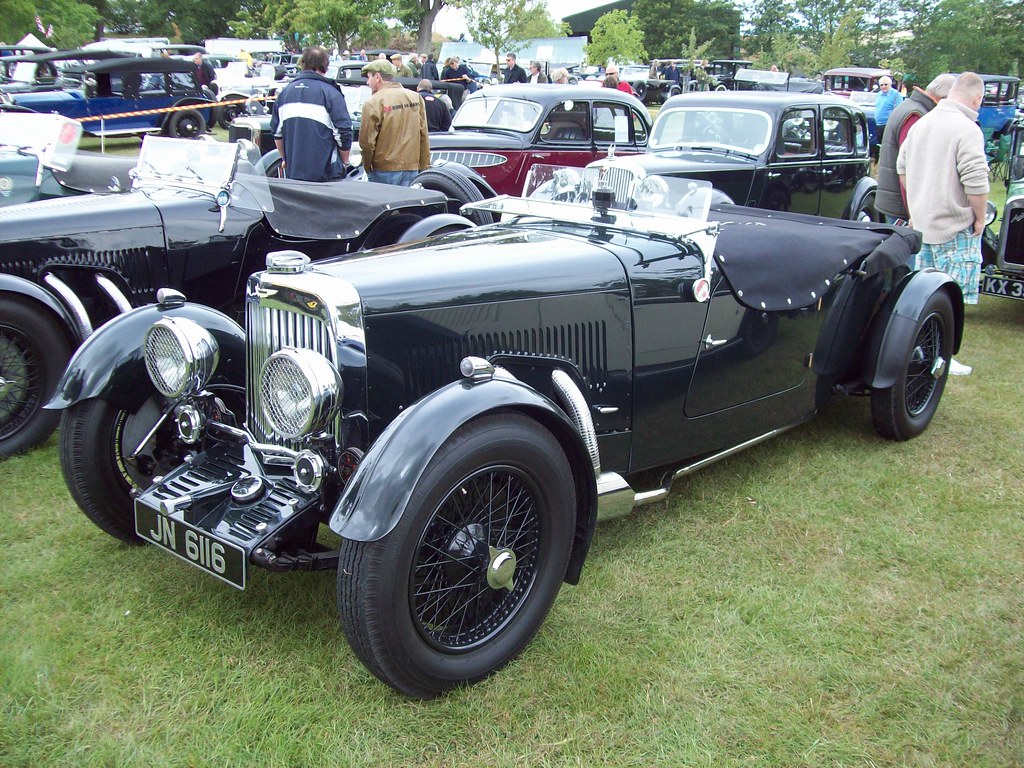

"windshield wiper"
[671, 144, 758, 160]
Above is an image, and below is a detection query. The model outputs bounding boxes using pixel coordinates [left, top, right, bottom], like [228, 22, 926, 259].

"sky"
[434, 0, 616, 38]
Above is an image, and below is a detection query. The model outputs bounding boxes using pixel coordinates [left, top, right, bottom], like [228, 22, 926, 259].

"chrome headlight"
[259, 348, 342, 439]
[144, 317, 219, 398]
[985, 200, 998, 227]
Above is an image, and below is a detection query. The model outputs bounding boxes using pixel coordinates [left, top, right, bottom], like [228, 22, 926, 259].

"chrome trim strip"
[42, 272, 93, 338]
[94, 274, 133, 315]
[634, 425, 797, 506]
[551, 368, 600, 477]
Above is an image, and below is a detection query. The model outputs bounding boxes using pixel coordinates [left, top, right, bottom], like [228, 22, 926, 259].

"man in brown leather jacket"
[359, 59, 430, 186]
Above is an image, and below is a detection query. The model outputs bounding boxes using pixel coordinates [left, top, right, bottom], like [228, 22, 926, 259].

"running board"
[596, 424, 798, 521]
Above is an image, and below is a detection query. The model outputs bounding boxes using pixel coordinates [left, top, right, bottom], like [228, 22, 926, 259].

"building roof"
[561, 0, 633, 36]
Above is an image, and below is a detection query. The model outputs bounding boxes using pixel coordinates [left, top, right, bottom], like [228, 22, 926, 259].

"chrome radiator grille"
[245, 301, 338, 446]
[582, 166, 637, 208]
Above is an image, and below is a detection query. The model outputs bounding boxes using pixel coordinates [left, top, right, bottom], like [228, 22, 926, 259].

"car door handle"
[767, 171, 781, 179]
[704, 334, 728, 349]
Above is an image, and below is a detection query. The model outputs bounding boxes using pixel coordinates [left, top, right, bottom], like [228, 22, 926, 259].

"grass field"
[2, 292, 1022, 766]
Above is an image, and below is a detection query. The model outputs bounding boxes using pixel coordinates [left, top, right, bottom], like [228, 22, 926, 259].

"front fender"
[864, 269, 964, 389]
[46, 301, 246, 412]
[260, 148, 281, 175]
[329, 375, 598, 581]
[0, 274, 84, 345]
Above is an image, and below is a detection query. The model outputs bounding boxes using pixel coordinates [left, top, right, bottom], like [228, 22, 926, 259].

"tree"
[749, 30, 817, 74]
[816, 9, 862, 70]
[901, 0, 1023, 78]
[793, 0, 867, 53]
[391, 0, 449, 55]
[464, 0, 554, 70]
[585, 9, 646, 67]
[0, 0, 36, 44]
[292, 0, 390, 51]
[745, 0, 796, 53]
[35, 0, 99, 48]
[633, 0, 741, 60]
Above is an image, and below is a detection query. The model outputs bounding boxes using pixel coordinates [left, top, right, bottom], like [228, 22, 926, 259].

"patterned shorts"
[918, 228, 981, 304]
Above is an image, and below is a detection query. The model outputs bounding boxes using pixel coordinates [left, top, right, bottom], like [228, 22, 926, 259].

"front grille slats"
[245, 299, 338, 447]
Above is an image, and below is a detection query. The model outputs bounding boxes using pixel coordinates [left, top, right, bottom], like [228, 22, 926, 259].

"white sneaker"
[949, 358, 973, 376]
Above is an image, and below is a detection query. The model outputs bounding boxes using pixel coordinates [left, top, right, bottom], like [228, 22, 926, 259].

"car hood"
[621, 149, 759, 175]
[312, 225, 628, 315]
[429, 130, 527, 152]
[0, 189, 164, 241]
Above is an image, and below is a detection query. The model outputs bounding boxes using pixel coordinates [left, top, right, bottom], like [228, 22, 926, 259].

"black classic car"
[0, 136, 473, 457]
[587, 91, 879, 221]
[50, 169, 962, 698]
[982, 115, 1024, 300]
[428, 84, 652, 195]
[0, 112, 135, 206]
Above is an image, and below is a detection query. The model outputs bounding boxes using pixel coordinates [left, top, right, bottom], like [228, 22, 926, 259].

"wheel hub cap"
[931, 356, 946, 379]
[486, 546, 517, 591]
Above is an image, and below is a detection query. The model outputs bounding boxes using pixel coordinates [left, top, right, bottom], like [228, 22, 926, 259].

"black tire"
[871, 291, 954, 441]
[633, 81, 648, 102]
[264, 157, 284, 178]
[337, 413, 575, 698]
[412, 165, 496, 225]
[167, 109, 207, 139]
[217, 102, 245, 130]
[668, 84, 682, 98]
[59, 395, 186, 543]
[0, 298, 73, 457]
[851, 189, 883, 223]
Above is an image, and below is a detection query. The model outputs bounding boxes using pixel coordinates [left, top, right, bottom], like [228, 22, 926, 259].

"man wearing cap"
[359, 59, 430, 185]
[390, 53, 414, 78]
[417, 80, 452, 132]
[270, 45, 352, 182]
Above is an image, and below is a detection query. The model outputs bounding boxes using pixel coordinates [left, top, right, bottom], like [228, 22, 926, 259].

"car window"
[853, 112, 868, 153]
[632, 109, 648, 144]
[591, 102, 631, 143]
[777, 108, 817, 157]
[452, 96, 543, 133]
[823, 107, 853, 155]
[539, 101, 590, 143]
[650, 107, 772, 154]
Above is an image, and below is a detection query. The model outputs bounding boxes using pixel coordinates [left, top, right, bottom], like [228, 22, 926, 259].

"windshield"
[133, 136, 273, 212]
[452, 96, 544, 132]
[650, 107, 773, 155]
[0, 112, 82, 169]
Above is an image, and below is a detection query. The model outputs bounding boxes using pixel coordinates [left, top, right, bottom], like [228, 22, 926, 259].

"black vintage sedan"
[0, 136, 467, 457]
[51, 170, 963, 698]
[589, 91, 879, 221]
[428, 84, 652, 195]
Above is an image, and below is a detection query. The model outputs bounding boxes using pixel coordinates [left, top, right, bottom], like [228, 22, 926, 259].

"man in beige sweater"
[897, 71, 989, 375]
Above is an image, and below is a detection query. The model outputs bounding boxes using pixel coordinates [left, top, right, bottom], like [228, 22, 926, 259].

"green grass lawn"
[2, 295, 1023, 766]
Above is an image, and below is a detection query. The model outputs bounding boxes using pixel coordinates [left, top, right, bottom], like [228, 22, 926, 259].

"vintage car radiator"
[245, 295, 340, 447]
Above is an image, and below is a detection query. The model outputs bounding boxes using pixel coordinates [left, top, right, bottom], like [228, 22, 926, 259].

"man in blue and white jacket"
[270, 46, 353, 182]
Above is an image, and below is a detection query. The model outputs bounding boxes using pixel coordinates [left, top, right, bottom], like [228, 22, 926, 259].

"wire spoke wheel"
[411, 466, 541, 651]
[905, 314, 943, 416]
[0, 326, 38, 437]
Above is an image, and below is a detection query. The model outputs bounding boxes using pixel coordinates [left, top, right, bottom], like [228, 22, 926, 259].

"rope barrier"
[75, 94, 274, 125]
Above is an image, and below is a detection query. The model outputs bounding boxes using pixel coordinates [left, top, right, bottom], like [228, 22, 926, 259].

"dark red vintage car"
[428, 84, 652, 195]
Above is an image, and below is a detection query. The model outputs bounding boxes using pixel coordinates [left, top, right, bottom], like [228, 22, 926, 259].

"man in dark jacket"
[417, 80, 452, 132]
[421, 53, 439, 81]
[503, 53, 528, 84]
[876, 73, 955, 222]
[270, 46, 353, 182]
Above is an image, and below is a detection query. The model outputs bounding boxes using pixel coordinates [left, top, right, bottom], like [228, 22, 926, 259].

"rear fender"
[863, 269, 964, 389]
[845, 176, 878, 219]
[0, 274, 84, 346]
[46, 301, 246, 412]
[329, 374, 598, 584]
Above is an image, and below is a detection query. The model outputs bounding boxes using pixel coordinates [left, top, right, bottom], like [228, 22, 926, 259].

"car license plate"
[981, 275, 1024, 300]
[135, 501, 247, 589]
